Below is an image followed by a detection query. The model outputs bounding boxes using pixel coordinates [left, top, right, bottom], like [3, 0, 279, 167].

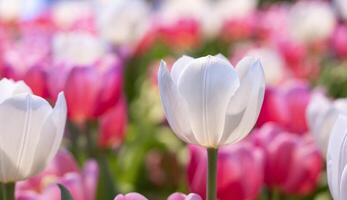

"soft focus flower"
[114, 193, 148, 200]
[252, 123, 322, 195]
[47, 52, 123, 124]
[0, 78, 67, 182]
[257, 81, 311, 134]
[327, 115, 347, 200]
[331, 25, 347, 59]
[98, 97, 127, 148]
[288, 1, 335, 43]
[167, 192, 202, 200]
[187, 143, 264, 200]
[158, 55, 265, 147]
[52, 31, 105, 66]
[334, 0, 347, 21]
[306, 93, 347, 155]
[96, 0, 150, 47]
[16, 149, 99, 200]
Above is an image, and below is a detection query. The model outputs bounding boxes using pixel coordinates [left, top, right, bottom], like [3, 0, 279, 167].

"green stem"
[207, 148, 218, 200]
[1, 182, 15, 200]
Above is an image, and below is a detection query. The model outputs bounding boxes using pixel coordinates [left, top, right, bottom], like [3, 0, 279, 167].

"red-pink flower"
[187, 143, 264, 200]
[252, 123, 322, 195]
[257, 81, 311, 134]
[98, 96, 127, 148]
[16, 149, 99, 200]
[47, 55, 123, 124]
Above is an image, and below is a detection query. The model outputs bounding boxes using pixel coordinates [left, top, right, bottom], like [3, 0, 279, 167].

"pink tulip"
[47, 55, 123, 124]
[331, 24, 347, 59]
[187, 143, 264, 200]
[252, 123, 322, 195]
[98, 96, 127, 148]
[114, 193, 148, 200]
[257, 80, 311, 134]
[167, 192, 202, 200]
[16, 150, 99, 200]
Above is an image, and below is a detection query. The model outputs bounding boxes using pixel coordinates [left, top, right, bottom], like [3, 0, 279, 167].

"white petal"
[327, 115, 347, 199]
[27, 92, 67, 177]
[306, 93, 331, 131]
[340, 165, 347, 200]
[177, 55, 240, 147]
[170, 55, 194, 84]
[0, 79, 32, 104]
[222, 57, 265, 145]
[0, 94, 52, 182]
[158, 61, 198, 144]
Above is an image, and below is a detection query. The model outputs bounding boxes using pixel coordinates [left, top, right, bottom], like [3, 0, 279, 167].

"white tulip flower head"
[158, 55, 265, 148]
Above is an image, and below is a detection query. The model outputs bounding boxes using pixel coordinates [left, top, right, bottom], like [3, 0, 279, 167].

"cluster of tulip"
[1, 0, 347, 199]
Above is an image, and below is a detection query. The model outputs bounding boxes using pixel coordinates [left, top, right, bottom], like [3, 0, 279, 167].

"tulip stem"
[1, 182, 15, 200]
[207, 148, 218, 200]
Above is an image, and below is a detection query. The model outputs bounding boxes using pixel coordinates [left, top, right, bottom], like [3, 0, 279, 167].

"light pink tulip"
[252, 123, 322, 195]
[47, 55, 123, 124]
[167, 192, 202, 200]
[114, 193, 148, 200]
[16, 149, 99, 200]
[331, 25, 347, 59]
[187, 143, 264, 200]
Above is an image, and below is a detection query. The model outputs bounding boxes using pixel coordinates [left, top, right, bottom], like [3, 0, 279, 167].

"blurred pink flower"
[331, 24, 347, 59]
[16, 149, 99, 200]
[167, 192, 202, 200]
[47, 55, 123, 124]
[252, 123, 322, 195]
[257, 81, 311, 134]
[98, 96, 127, 148]
[187, 143, 264, 200]
[114, 193, 148, 200]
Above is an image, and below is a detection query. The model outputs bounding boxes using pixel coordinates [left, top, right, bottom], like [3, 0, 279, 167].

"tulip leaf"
[58, 184, 74, 200]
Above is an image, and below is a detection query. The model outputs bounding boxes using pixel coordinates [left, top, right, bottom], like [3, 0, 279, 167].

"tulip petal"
[158, 61, 198, 144]
[306, 93, 331, 131]
[340, 165, 347, 200]
[29, 92, 67, 177]
[222, 57, 265, 145]
[0, 94, 52, 182]
[327, 115, 347, 199]
[0, 79, 32, 103]
[177, 55, 240, 147]
[171, 55, 194, 84]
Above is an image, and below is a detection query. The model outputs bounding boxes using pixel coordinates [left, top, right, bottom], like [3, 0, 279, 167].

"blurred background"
[1, 0, 346, 199]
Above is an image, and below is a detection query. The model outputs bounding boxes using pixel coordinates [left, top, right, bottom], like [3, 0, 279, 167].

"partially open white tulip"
[307, 93, 347, 156]
[158, 55, 265, 148]
[327, 115, 347, 200]
[0, 78, 67, 182]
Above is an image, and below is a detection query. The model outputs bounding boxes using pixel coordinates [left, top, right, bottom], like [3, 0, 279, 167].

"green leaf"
[58, 184, 74, 200]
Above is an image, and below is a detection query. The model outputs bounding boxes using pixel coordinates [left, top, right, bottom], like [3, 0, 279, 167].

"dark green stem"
[207, 148, 218, 200]
[1, 182, 15, 200]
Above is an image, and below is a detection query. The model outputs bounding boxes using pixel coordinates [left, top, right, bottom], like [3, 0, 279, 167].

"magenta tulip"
[252, 123, 322, 195]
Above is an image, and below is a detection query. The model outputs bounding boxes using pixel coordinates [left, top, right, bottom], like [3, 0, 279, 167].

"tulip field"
[2, 0, 347, 200]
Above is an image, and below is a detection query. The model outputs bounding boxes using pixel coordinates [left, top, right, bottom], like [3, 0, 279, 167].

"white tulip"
[158, 55, 265, 147]
[334, 0, 347, 21]
[0, 78, 67, 182]
[288, 1, 336, 43]
[96, 0, 150, 46]
[327, 115, 347, 200]
[307, 93, 347, 156]
[53, 31, 105, 65]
